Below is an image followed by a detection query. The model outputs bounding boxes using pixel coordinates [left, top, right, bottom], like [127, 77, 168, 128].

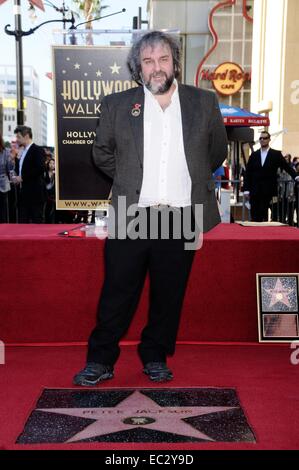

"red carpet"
[1, 223, 299, 344]
[1, 344, 299, 450]
[1, 224, 299, 452]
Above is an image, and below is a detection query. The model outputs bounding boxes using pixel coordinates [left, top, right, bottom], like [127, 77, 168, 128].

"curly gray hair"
[127, 30, 181, 85]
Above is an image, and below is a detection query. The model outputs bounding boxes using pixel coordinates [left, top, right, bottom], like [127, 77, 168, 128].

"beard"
[142, 71, 175, 95]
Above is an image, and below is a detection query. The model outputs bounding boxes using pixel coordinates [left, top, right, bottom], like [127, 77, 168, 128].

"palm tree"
[71, 0, 109, 43]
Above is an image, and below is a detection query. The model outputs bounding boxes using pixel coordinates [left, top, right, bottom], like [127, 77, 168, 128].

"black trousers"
[0, 191, 9, 223]
[87, 209, 196, 366]
[18, 197, 44, 223]
[250, 194, 272, 222]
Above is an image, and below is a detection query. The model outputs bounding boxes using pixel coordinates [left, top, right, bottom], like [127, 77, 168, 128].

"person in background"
[0, 133, 15, 223]
[8, 142, 24, 223]
[43, 147, 54, 166]
[243, 131, 299, 222]
[292, 157, 299, 169]
[44, 158, 56, 223]
[212, 165, 225, 203]
[213, 166, 225, 190]
[13, 126, 46, 223]
[275, 154, 295, 224]
[222, 159, 230, 190]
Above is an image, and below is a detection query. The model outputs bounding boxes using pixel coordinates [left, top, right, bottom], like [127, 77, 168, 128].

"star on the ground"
[265, 278, 293, 308]
[96, 70, 102, 77]
[110, 62, 121, 74]
[74, 63, 80, 69]
[37, 391, 236, 443]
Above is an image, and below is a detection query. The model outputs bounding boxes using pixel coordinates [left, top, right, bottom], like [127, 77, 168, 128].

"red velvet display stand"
[0, 223, 298, 344]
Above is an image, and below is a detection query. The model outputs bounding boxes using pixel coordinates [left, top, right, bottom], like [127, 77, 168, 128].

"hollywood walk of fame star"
[265, 278, 293, 308]
[37, 391, 236, 443]
[110, 62, 121, 74]
[96, 70, 102, 77]
[74, 63, 80, 70]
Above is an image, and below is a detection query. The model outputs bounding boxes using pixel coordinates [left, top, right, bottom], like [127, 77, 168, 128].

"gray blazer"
[93, 84, 228, 234]
[0, 148, 14, 193]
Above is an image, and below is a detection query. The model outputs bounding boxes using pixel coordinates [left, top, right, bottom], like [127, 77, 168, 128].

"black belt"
[149, 204, 182, 211]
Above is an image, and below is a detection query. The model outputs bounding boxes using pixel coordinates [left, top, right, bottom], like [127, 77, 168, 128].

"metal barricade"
[216, 178, 298, 226]
[271, 179, 299, 227]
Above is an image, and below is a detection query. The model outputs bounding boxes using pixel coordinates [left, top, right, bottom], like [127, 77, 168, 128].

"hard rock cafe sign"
[200, 62, 251, 96]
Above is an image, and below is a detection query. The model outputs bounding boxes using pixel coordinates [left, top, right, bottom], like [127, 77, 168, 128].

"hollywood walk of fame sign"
[256, 274, 299, 342]
[16, 388, 255, 444]
[52, 45, 138, 211]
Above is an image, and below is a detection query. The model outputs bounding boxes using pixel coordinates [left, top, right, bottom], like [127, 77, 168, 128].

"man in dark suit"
[74, 31, 227, 386]
[13, 126, 46, 223]
[244, 131, 299, 222]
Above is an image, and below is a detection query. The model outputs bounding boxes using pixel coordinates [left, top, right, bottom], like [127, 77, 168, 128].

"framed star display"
[256, 274, 299, 342]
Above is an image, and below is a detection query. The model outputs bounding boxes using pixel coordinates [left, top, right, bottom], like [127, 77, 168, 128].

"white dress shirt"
[19, 143, 33, 177]
[138, 80, 192, 207]
[260, 148, 269, 166]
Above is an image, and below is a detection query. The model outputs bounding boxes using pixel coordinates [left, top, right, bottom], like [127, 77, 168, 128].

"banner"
[52, 46, 137, 210]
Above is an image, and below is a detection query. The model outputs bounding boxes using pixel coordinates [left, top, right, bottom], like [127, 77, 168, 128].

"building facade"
[147, 0, 254, 108]
[251, 0, 299, 156]
[0, 65, 47, 145]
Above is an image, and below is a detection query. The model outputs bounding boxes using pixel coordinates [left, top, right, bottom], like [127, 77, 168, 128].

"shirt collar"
[21, 143, 33, 157]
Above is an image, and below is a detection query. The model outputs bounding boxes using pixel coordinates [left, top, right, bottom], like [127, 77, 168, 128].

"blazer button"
[136, 189, 140, 195]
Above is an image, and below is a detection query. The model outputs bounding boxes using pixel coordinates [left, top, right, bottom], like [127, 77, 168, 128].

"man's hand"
[12, 176, 22, 184]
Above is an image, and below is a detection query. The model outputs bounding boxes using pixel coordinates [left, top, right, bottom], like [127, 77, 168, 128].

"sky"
[0, 0, 148, 145]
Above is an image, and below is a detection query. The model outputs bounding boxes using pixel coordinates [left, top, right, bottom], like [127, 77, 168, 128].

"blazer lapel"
[263, 148, 271, 167]
[260, 148, 271, 168]
[129, 87, 144, 167]
[21, 144, 33, 174]
[178, 85, 194, 166]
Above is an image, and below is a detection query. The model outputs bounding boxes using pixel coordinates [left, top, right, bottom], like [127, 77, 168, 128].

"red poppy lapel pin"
[131, 103, 141, 117]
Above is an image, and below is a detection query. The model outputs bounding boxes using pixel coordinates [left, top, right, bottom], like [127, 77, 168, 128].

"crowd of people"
[0, 127, 88, 224]
[0, 126, 298, 227]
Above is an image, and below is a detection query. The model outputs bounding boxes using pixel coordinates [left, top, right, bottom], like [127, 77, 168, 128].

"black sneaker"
[73, 362, 114, 387]
[143, 362, 173, 382]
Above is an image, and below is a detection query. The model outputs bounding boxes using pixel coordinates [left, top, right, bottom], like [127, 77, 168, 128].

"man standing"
[13, 126, 46, 223]
[74, 31, 227, 386]
[244, 131, 299, 222]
